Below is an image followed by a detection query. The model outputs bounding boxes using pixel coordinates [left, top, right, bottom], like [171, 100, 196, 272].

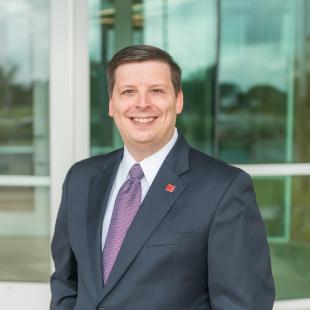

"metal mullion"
[235, 163, 310, 176]
[274, 298, 310, 310]
[0, 175, 50, 187]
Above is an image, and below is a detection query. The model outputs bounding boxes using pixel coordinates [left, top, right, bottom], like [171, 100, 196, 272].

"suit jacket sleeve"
[50, 167, 78, 310]
[208, 171, 275, 310]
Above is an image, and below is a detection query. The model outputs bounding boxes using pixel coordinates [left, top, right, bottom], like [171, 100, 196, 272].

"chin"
[131, 137, 154, 145]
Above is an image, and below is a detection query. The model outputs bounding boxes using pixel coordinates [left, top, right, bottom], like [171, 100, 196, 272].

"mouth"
[129, 116, 158, 125]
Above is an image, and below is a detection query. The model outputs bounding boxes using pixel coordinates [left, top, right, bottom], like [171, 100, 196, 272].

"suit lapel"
[87, 150, 122, 296]
[99, 136, 190, 301]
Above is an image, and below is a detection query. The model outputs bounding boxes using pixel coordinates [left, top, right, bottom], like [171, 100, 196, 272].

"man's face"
[109, 60, 183, 159]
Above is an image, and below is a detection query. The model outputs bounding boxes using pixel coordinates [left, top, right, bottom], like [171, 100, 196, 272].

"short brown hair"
[107, 45, 182, 96]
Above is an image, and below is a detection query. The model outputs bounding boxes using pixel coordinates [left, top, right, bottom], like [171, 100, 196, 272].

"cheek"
[110, 103, 129, 118]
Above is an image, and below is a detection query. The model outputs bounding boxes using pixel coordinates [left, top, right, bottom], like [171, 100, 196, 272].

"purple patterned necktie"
[102, 163, 144, 283]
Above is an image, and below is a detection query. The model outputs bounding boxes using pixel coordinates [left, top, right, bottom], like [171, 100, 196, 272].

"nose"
[135, 92, 149, 109]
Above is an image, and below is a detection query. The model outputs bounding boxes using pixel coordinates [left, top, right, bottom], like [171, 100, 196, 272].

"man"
[50, 45, 275, 310]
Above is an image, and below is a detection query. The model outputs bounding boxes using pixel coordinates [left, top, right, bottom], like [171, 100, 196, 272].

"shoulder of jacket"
[188, 147, 246, 180]
[68, 148, 123, 176]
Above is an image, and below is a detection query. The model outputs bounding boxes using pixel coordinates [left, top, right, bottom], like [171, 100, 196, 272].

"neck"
[125, 144, 164, 162]
[125, 130, 176, 162]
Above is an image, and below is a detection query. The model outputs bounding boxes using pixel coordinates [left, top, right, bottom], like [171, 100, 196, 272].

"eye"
[122, 89, 135, 95]
[152, 88, 164, 94]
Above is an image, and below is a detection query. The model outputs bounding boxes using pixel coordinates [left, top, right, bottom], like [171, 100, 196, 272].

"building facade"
[0, 0, 309, 308]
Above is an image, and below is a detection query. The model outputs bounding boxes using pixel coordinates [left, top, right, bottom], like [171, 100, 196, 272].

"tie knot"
[129, 164, 144, 180]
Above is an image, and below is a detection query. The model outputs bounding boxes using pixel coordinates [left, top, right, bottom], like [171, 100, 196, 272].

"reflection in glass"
[294, 1, 310, 163]
[218, 0, 310, 164]
[0, 0, 50, 282]
[89, 0, 116, 154]
[254, 177, 287, 239]
[0, 0, 49, 175]
[0, 187, 34, 211]
[0, 186, 50, 282]
[255, 176, 310, 300]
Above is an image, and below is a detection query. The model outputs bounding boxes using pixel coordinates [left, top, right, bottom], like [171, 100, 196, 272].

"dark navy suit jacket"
[50, 135, 275, 310]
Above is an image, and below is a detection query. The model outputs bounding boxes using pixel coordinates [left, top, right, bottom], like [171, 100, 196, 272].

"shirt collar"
[122, 128, 178, 186]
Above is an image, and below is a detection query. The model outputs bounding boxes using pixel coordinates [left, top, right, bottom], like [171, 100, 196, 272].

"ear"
[108, 99, 114, 117]
[176, 90, 183, 114]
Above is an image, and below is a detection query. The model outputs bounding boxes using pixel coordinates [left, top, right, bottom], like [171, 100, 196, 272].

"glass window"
[0, 186, 50, 282]
[218, 0, 310, 164]
[0, 0, 50, 282]
[254, 176, 310, 300]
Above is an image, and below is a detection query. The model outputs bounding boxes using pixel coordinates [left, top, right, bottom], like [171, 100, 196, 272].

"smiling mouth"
[130, 117, 157, 124]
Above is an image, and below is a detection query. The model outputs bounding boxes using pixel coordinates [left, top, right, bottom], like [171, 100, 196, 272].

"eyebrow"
[117, 85, 136, 90]
[117, 84, 168, 90]
[149, 84, 167, 88]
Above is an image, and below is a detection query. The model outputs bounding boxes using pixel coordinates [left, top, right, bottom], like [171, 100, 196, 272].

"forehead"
[114, 60, 172, 85]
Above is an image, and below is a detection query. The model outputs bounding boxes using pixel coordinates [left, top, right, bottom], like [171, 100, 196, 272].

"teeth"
[132, 117, 155, 123]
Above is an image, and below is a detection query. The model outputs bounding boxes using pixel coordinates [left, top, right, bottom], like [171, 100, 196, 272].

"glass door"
[0, 0, 50, 283]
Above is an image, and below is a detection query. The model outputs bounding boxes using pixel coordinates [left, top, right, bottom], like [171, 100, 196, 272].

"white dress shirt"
[101, 128, 178, 250]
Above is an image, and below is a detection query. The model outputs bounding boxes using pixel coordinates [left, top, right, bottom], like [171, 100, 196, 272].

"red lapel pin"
[165, 184, 176, 193]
